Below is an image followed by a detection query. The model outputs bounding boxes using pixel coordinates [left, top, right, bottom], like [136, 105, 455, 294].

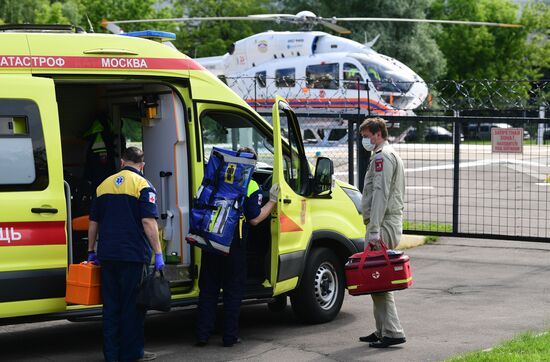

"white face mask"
[362, 137, 375, 151]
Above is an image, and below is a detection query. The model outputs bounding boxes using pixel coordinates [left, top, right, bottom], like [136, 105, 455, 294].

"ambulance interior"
[55, 80, 274, 292]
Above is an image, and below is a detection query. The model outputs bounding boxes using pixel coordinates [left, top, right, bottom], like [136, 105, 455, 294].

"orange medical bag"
[65, 262, 101, 305]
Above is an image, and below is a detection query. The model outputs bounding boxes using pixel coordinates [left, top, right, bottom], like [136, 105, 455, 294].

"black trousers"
[101, 261, 146, 362]
[196, 241, 246, 344]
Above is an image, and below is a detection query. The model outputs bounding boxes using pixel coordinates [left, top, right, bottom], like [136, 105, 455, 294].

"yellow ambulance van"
[0, 25, 365, 325]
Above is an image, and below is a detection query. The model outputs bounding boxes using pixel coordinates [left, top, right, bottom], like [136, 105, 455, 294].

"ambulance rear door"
[0, 75, 67, 318]
[270, 96, 313, 295]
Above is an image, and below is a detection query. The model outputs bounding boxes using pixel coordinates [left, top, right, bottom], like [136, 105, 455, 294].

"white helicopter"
[106, 11, 520, 117]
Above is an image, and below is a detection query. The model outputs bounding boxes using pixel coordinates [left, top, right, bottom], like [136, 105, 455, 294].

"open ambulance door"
[0, 75, 67, 318]
[270, 96, 312, 295]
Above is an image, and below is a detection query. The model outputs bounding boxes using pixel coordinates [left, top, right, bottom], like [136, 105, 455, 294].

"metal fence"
[244, 78, 550, 242]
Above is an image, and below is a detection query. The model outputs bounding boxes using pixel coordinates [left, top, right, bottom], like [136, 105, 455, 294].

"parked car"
[404, 126, 464, 143]
[466, 123, 530, 140]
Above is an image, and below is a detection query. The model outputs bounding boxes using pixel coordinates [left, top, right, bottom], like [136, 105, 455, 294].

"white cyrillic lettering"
[0, 228, 9, 243]
[56, 58, 65, 67]
[46, 57, 55, 67]
[10, 228, 21, 241]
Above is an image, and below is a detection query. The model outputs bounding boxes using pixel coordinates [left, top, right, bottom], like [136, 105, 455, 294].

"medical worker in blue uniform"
[87, 146, 164, 362]
[196, 147, 279, 347]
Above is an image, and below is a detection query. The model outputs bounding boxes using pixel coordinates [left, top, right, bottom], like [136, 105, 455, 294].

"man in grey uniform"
[359, 117, 406, 348]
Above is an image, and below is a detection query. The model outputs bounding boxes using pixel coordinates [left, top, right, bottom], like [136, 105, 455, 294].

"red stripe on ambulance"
[0, 55, 204, 70]
[0, 221, 65, 246]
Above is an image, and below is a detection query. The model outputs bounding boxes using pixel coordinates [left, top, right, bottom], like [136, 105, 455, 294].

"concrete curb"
[397, 234, 426, 249]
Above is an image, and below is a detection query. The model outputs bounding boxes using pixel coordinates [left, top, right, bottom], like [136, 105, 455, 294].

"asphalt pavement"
[1, 236, 550, 361]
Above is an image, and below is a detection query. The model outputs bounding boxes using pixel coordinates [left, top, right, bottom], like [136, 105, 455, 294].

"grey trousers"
[371, 291, 405, 339]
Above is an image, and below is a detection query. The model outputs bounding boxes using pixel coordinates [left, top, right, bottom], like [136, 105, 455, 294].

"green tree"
[1, 0, 44, 23]
[81, 0, 157, 32]
[0, 0, 164, 33]
[1, 0, 84, 26]
[174, 0, 273, 58]
[430, 0, 549, 80]
[430, 0, 549, 109]
[278, 0, 447, 82]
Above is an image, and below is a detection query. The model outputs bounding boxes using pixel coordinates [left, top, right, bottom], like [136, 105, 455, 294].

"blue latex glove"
[87, 251, 99, 265]
[154, 252, 165, 271]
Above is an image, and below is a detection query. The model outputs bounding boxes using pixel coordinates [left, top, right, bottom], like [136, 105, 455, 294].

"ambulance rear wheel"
[290, 247, 344, 324]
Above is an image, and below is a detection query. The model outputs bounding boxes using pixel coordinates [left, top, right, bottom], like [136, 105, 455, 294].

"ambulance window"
[306, 63, 339, 89]
[255, 71, 266, 88]
[200, 111, 274, 168]
[278, 106, 308, 195]
[275, 68, 295, 87]
[0, 100, 48, 191]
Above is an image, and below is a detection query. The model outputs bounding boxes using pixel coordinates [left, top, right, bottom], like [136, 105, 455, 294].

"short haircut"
[122, 146, 144, 164]
[359, 117, 388, 139]
[237, 146, 257, 159]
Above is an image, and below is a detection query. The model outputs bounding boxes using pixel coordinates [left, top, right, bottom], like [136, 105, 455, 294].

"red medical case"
[345, 241, 412, 296]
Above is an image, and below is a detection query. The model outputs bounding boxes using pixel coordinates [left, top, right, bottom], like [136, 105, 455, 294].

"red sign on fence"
[491, 128, 523, 153]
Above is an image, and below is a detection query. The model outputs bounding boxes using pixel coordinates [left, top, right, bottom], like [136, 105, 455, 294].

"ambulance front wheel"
[290, 247, 344, 324]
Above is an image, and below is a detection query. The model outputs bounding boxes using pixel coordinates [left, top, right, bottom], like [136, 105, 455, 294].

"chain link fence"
[226, 77, 549, 113]
[228, 77, 550, 241]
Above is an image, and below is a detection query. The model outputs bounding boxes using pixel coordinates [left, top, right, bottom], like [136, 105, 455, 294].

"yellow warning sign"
[224, 163, 236, 183]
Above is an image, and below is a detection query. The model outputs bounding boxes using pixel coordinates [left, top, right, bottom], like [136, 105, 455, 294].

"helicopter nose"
[407, 79, 429, 109]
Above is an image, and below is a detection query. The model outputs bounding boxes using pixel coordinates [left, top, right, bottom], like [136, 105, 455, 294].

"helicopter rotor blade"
[106, 12, 521, 32]
[318, 20, 352, 34]
[101, 19, 124, 33]
[336, 17, 522, 28]
[109, 16, 265, 25]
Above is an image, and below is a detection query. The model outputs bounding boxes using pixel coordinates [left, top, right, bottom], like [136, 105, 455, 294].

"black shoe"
[195, 340, 208, 347]
[223, 337, 241, 347]
[369, 336, 406, 348]
[359, 333, 379, 343]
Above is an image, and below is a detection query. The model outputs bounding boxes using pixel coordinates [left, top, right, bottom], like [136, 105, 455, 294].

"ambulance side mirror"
[312, 157, 333, 196]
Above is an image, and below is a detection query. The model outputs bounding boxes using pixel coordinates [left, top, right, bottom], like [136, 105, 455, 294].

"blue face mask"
[362, 137, 375, 151]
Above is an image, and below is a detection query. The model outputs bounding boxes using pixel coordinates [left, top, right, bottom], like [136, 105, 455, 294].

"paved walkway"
[1, 237, 550, 361]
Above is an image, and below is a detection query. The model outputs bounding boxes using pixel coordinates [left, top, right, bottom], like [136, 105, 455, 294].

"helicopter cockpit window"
[343, 63, 367, 90]
[255, 71, 267, 88]
[275, 68, 296, 88]
[353, 55, 414, 93]
[306, 63, 339, 89]
[199, 110, 274, 169]
[354, 55, 414, 93]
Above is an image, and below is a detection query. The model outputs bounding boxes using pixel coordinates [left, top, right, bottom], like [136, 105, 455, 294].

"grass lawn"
[404, 220, 452, 233]
[446, 331, 550, 361]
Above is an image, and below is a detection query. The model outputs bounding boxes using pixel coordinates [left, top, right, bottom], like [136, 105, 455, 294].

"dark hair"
[359, 117, 388, 139]
[237, 146, 257, 160]
[122, 146, 144, 163]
